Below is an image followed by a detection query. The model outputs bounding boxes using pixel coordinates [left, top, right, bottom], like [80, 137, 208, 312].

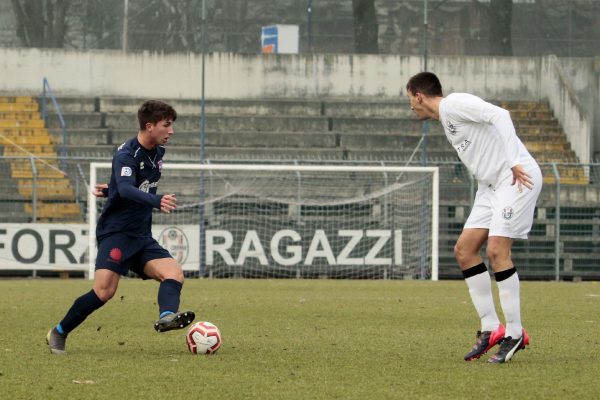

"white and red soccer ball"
[186, 321, 222, 355]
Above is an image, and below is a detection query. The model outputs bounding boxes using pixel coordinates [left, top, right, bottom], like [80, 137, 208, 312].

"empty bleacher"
[0, 96, 81, 222]
[4, 95, 599, 279]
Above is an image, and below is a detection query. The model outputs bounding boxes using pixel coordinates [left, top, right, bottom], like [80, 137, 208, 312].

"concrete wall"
[2, 48, 543, 100]
[1, 47, 597, 161]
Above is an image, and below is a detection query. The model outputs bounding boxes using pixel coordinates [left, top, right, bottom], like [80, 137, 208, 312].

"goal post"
[89, 163, 439, 280]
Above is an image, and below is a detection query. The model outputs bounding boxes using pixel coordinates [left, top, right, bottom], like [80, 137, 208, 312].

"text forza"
[206, 229, 403, 266]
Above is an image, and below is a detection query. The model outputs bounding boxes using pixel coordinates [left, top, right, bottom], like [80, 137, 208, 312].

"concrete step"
[24, 202, 82, 221]
[0, 119, 44, 128]
[532, 151, 580, 163]
[0, 111, 41, 120]
[3, 146, 56, 156]
[10, 161, 65, 179]
[516, 126, 562, 135]
[323, 100, 412, 118]
[18, 185, 75, 200]
[39, 97, 97, 113]
[45, 113, 103, 129]
[0, 135, 53, 145]
[508, 110, 554, 119]
[526, 142, 571, 152]
[0, 102, 38, 112]
[331, 117, 440, 133]
[0, 127, 49, 136]
[104, 114, 332, 132]
[0, 96, 36, 104]
[64, 145, 346, 161]
[99, 97, 324, 116]
[498, 101, 550, 111]
[339, 132, 446, 149]
[513, 120, 559, 128]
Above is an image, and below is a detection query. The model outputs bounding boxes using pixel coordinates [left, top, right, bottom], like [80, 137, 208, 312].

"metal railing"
[41, 78, 67, 163]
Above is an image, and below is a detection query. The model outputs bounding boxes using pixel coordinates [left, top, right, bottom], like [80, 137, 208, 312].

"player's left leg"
[142, 256, 195, 332]
[486, 166, 541, 363]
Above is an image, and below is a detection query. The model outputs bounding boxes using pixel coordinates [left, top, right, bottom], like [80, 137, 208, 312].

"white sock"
[464, 269, 501, 332]
[496, 270, 523, 339]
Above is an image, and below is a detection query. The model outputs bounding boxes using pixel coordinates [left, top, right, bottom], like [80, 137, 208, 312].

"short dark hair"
[137, 100, 177, 130]
[406, 72, 443, 97]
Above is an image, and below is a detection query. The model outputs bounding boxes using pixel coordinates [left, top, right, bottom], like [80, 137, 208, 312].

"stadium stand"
[1, 95, 597, 279]
[0, 96, 81, 222]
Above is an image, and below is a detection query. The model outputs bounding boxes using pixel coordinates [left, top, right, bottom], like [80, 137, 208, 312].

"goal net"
[89, 163, 439, 280]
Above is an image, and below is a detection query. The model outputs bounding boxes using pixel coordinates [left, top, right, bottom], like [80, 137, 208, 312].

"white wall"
[3, 48, 542, 100]
[1, 48, 596, 162]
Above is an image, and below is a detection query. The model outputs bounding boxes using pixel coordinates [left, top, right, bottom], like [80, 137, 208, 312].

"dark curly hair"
[137, 100, 177, 130]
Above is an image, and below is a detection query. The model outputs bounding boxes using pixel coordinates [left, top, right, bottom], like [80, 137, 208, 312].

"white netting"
[89, 163, 438, 280]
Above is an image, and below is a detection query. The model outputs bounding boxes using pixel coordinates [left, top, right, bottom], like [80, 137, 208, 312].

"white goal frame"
[89, 163, 439, 280]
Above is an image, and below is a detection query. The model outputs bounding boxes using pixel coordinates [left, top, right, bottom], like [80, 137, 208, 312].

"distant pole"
[419, 1, 430, 279]
[122, 0, 129, 52]
[201, 0, 206, 162]
[421, 0, 429, 167]
[199, 0, 207, 276]
[307, 0, 313, 51]
[423, 0, 428, 71]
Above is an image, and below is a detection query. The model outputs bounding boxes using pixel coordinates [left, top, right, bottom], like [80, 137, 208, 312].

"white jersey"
[438, 93, 538, 187]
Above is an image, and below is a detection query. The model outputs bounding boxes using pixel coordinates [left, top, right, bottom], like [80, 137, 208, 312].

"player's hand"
[511, 164, 533, 192]
[92, 183, 108, 197]
[160, 194, 177, 213]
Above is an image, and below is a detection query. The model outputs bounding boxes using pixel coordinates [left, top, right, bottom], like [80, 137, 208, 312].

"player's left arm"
[480, 102, 533, 192]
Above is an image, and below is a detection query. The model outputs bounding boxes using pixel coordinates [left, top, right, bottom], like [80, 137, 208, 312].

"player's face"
[407, 91, 428, 120]
[147, 118, 174, 146]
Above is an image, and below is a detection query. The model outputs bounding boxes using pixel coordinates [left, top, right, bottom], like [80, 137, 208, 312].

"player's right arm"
[92, 183, 109, 197]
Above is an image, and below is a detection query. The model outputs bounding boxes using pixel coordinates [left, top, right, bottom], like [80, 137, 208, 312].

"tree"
[352, 0, 378, 54]
[489, 0, 512, 56]
[10, 0, 71, 48]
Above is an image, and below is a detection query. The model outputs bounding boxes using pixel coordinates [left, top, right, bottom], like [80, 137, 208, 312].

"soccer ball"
[186, 321, 222, 355]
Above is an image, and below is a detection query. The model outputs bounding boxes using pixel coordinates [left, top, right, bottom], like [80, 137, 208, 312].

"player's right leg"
[47, 235, 129, 354]
[455, 227, 504, 361]
[47, 269, 119, 354]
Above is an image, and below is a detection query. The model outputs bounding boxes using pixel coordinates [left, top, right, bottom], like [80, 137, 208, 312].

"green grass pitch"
[0, 279, 599, 399]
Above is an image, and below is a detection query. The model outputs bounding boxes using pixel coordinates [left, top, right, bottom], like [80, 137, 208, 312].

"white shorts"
[464, 166, 543, 239]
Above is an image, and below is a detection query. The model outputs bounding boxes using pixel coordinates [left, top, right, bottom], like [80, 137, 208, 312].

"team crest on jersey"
[446, 121, 457, 136]
[502, 206, 514, 220]
[158, 160, 163, 172]
[121, 166, 132, 176]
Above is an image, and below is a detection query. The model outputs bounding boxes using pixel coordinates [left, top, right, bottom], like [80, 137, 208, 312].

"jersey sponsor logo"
[139, 180, 159, 193]
[455, 139, 471, 154]
[446, 121, 457, 136]
[502, 206, 514, 220]
[121, 166, 132, 176]
[140, 161, 145, 170]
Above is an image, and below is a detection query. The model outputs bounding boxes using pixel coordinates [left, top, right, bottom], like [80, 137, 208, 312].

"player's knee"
[160, 266, 184, 283]
[454, 242, 468, 264]
[94, 287, 116, 302]
[486, 244, 508, 264]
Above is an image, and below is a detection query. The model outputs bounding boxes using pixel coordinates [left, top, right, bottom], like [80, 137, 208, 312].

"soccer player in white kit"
[406, 72, 542, 363]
